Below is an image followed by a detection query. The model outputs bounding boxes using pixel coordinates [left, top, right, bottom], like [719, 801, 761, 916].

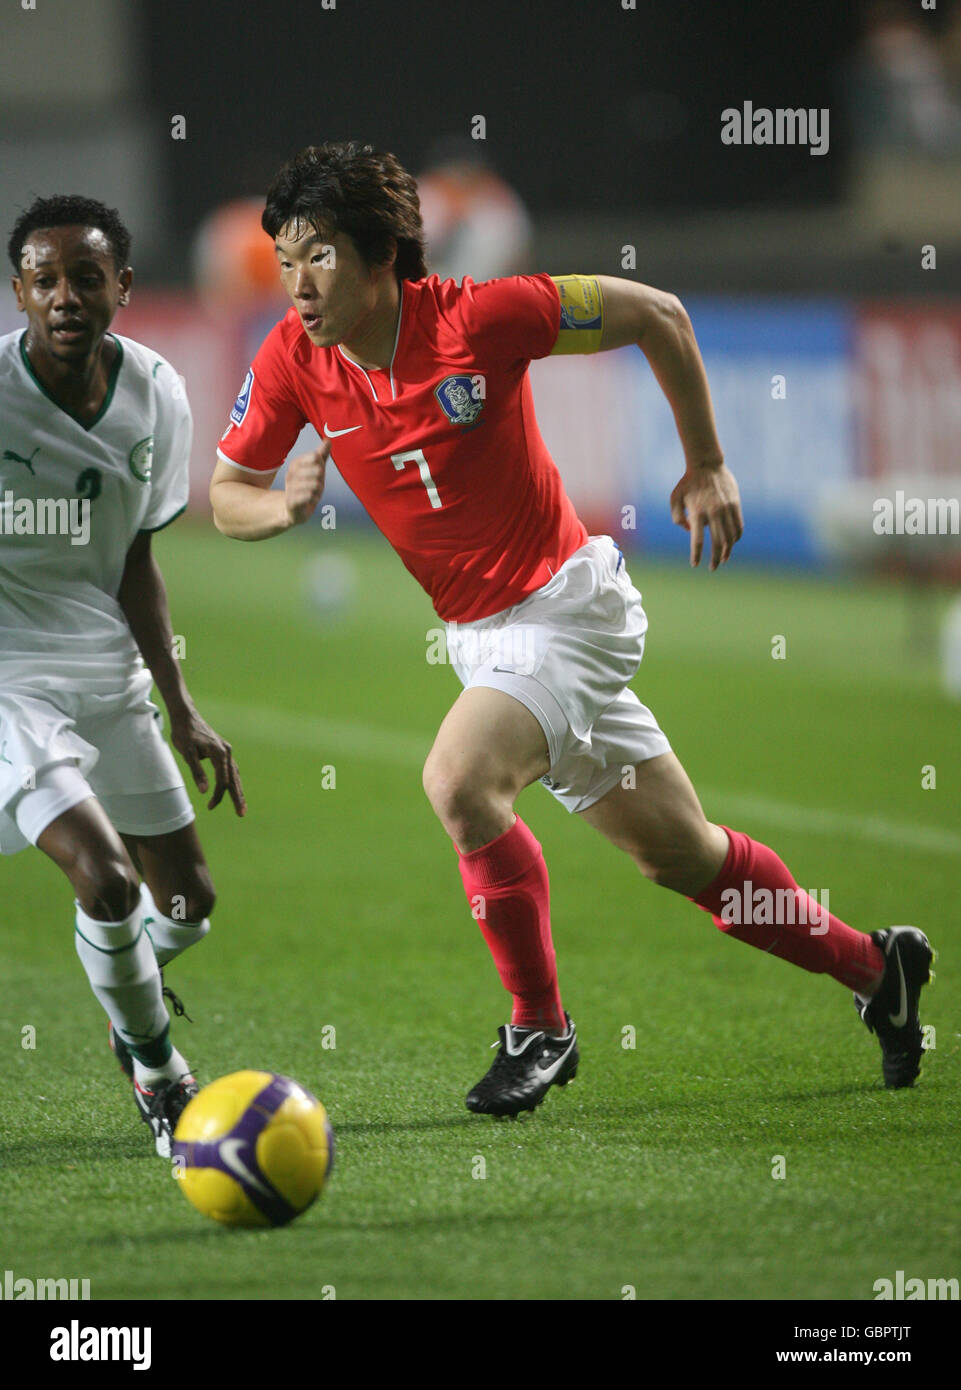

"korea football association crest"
[434, 374, 483, 427]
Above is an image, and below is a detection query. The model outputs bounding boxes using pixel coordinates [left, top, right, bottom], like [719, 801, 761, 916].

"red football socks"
[692, 827, 885, 994]
[457, 816, 566, 1033]
[457, 818, 882, 1020]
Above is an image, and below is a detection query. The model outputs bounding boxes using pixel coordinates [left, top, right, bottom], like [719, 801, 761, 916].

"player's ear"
[11, 277, 25, 311]
[117, 265, 133, 307]
[377, 238, 398, 278]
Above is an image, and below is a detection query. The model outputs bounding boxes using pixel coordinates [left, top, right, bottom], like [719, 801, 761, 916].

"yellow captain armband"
[550, 275, 604, 354]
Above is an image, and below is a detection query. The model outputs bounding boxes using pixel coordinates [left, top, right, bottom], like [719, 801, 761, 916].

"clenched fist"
[285, 441, 331, 526]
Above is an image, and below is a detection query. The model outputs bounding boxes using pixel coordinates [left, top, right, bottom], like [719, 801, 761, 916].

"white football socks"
[139, 882, 210, 966]
[75, 901, 171, 1063]
[133, 1046, 193, 1088]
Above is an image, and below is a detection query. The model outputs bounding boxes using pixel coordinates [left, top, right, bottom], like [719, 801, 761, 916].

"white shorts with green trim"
[0, 685, 194, 854]
[445, 534, 671, 814]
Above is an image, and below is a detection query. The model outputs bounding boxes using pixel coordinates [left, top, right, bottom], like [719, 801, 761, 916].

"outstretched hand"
[170, 707, 246, 815]
[669, 464, 743, 570]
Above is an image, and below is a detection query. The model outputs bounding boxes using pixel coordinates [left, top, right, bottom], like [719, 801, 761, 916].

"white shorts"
[445, 535, 671, 813]
[0, 685, 195, 855]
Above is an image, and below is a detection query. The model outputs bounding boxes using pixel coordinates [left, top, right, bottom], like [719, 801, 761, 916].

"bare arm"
[210, 442, 330, 540]
[594, 276, 725, 471]
[551, 274, 743, 568]
[118, 530, 245, 814]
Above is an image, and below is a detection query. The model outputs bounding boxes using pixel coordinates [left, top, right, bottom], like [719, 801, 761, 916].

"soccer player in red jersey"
[210, 143, 933, 1112]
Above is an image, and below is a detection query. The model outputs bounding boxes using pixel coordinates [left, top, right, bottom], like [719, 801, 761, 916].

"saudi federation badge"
[434, 375, 483, 427]
[128, 436, 154, 483]
[230, 368, 254, 426]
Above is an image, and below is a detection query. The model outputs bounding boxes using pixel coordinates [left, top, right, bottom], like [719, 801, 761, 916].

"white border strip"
[216, 449, 281, 476]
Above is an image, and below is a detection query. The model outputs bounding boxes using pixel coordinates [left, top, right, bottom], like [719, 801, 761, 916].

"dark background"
[141, 0, 855, 229]
[3, 0, 960, 289]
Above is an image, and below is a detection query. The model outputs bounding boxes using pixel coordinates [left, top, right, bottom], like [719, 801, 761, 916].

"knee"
[157, 865, 216, 923]
[74, 851, 141, 921]
[183, 869, 216, 923]
[422, 754, 501, 845]
[423, 754, 473, 828]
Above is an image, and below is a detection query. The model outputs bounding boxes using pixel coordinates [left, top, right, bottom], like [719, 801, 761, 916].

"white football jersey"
[0, 329, 191, 696]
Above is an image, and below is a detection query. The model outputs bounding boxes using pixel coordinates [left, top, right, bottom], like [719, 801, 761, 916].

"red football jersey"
[217, 273, 588, 623]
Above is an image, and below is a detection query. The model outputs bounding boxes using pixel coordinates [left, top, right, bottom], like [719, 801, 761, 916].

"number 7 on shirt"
[391, 448, 442, 510]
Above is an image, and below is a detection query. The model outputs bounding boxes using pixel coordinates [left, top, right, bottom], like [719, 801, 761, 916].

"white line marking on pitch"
[206, 700, 961, 857]
[696, 788, 961, 856]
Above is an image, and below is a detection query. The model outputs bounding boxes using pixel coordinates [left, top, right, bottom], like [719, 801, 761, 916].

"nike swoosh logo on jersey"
[888, 943, 909, 1028]
[323, 423, 362, 437]
[218, 1138, 276, 1198]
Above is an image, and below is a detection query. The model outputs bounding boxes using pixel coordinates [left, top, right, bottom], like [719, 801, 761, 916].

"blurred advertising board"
[620, 299, 855, 567]
[854, 303, 961, 482]
[6, 291, 958, 573]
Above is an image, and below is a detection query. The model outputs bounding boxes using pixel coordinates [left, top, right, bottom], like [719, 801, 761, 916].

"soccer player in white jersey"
[2, 195, 244, 1155]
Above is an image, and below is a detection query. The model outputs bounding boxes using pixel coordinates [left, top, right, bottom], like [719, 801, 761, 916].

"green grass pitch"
[2, 522, 959, 1301]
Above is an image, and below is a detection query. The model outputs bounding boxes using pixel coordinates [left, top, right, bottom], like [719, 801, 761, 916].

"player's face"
[273, 225, 385, 348]
[12, 226, 132, 365]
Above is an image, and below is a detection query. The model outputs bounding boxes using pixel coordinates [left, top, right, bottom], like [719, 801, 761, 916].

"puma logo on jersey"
[3, 447, 39, 475]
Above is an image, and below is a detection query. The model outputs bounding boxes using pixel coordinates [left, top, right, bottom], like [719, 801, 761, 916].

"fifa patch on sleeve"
[551, 276, 604, 353]
[230, 368, 254, 426]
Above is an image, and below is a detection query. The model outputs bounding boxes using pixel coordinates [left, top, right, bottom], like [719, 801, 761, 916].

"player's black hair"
[7, 194, 132, 275]
[262, 142, 428, 282]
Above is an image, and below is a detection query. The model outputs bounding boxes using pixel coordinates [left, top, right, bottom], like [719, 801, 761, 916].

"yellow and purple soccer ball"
[172, 1071, 334, 1228]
